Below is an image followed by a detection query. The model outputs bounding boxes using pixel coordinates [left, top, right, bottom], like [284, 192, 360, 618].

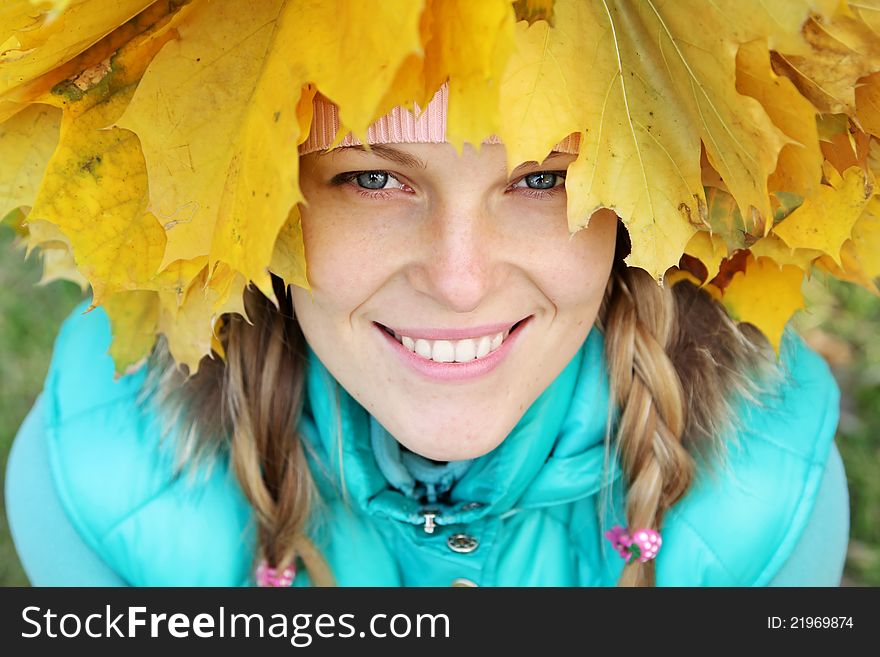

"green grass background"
[1, 227, 878, 586]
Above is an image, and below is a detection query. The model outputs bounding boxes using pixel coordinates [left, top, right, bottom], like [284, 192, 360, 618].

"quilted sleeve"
[40, 301, 255, 586]
[5, 394, 128, 586]
[657, 328, 842, 586]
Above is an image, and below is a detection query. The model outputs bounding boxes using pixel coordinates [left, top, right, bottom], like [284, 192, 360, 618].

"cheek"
[298, 205, 388, 312]
[539, 209, 618, 309]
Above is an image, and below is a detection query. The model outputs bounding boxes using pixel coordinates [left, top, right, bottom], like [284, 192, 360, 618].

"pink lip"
[375, 316, 531, 382]
[378, 320, 525, 341]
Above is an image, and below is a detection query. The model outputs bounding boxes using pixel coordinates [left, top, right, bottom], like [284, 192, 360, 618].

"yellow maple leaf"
[851, 195, 880, 280]
[0, 2, 180, 125]
[27, 86, 166, 307]
[270, 206, 308, 291]
[722, 254, 805, 352]
[855, 71, 880, 136]
[156, 264, 234, 375]
[118, 0, 423, 299]
[38, 244, 88, 288]
[748, 233, 824, 272]
[0, 0, 154, 96]
[772, 165, 873, 267]
[850, 0, 880, 36]
[773, 11, 880, 115]
[423, 0, 514, 152]
[145, 256, 208, 307]
[683, 231, 728, 284]
[512, 0, 555, 25]
[103, 289, 159, 375]
[736, 39, 822, 199]
[499, 0, 827, 281]
[0, 103, 60, 214]
[815, 195, 880, 292]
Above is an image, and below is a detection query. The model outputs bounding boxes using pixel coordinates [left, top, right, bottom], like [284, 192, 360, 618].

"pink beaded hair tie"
[605, 525, 662, 564]
[255, 560, 296, 587]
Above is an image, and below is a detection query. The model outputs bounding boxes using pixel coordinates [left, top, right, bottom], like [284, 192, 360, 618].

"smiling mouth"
[376, 317, 530, 363]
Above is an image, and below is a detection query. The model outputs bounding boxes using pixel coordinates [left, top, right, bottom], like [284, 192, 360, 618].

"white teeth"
[395, 329, 512, 363]
[490, 332, 503, 351]
[432, 340, 455, 362]
[454, 338, 477, 361]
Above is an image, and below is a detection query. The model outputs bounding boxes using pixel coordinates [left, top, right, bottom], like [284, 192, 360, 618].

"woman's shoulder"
[40, 301, 254, 585]
[659, 329, 843, 586]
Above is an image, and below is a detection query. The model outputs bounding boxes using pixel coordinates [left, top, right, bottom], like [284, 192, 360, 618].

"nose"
[410, 199, 500, 313]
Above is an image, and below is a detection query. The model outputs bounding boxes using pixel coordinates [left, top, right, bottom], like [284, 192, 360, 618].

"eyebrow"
[321, 144, 427, 169]
[319, 143, 574, 173]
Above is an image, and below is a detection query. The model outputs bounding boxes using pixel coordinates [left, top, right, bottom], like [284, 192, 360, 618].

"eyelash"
[330, 170, 568, 200]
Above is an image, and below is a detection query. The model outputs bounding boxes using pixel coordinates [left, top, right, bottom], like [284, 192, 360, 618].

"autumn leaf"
[850, 196, 880, 281]
[423, 0, 514, 151]
[498, 0, 834, 281]
[3, 0, 880, 372]
[683, 231, 728, 284]
[0, 103, 60, 215]
[103, 289, 159, 375]
[24, 9, 181, 306]
[38, 245, 88, 288]
[850, 1, 880, 36]
[27, 90, 166, 306]
[0, 2, 180, 124]
[0, 0, 155, 96]
[748, 233, 824, 272]
[855, 71, 880, 136]
[722, 254, 806, 353]
[773, 11, 880, 116]
[156, 265, 227, 374]
[815, 195, 880, 293]
[270, 207, 308, 291]
[772, 165, 873, 267]
[703, 186, 749, 251]
[736, 39, 822, 199]
[118, 0, 424, 301]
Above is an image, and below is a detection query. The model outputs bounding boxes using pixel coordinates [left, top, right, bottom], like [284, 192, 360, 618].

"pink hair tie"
[605, 525, 662, 564]
[255, 560, 296, 587]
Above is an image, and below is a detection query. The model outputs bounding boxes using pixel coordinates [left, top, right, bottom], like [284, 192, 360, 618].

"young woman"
[6, 85, 849, 587]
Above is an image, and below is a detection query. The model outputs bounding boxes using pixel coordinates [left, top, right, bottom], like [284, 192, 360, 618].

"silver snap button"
[460, 502, 484, 511]
[419, 507, 441, 534]
[446, 533, 479, 553]
[451, 578, 479, 587]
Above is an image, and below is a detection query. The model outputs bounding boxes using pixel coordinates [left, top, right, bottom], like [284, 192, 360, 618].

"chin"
[387, 414, 514, 462]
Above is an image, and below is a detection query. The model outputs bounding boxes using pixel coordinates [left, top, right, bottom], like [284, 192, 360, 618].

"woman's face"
[293, 142, 617, 461]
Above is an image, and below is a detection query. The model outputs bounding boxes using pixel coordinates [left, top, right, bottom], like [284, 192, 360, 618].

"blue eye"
[356, 171, 390, 189]
[511, 171, 566, 192]
[523, 172, 561, 189]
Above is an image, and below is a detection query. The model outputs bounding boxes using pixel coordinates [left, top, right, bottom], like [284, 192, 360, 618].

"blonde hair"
[146, 224, 776, 587]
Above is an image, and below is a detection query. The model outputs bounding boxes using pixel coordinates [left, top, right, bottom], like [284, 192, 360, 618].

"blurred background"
[0, 225, 878, 586]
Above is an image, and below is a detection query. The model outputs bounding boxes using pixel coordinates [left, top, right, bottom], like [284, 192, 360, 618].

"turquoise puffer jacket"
[41, 301, 840, 586]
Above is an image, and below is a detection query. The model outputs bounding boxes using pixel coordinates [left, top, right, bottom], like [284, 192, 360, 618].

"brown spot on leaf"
[72, 57, 112, 92]
[678, 202, 692, 223]
[80, 155, 103, 175]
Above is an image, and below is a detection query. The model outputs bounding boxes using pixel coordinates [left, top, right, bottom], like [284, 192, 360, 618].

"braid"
[598, 223, 776, 586]
[601, 266, 696, 586]
[148, 275, 335, 586]
[223, 277, 335, 585]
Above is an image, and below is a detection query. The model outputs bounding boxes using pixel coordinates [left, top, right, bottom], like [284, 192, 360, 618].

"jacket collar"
[299, 328, 621, 531]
